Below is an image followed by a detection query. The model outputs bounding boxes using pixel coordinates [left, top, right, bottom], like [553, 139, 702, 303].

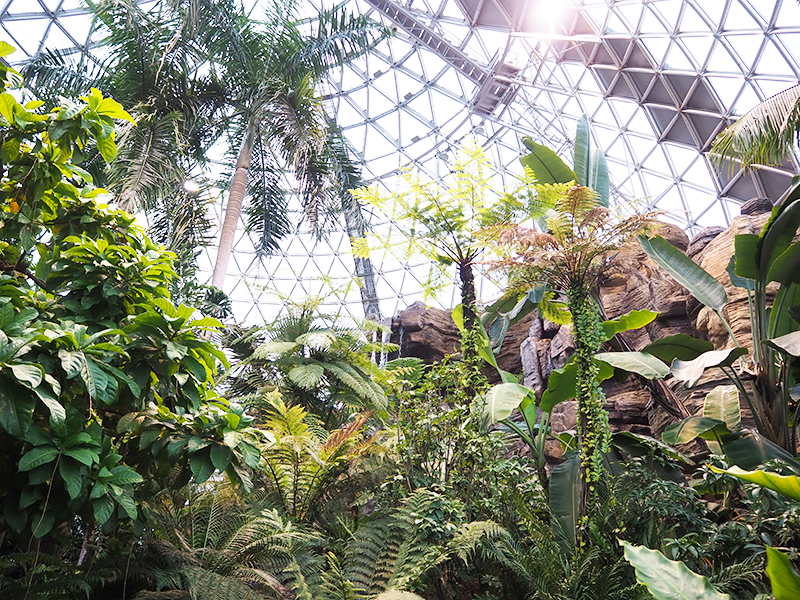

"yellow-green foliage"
[351, 144, 530, 301]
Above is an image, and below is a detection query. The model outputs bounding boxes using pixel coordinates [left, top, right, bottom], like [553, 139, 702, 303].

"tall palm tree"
[24, 0, 387, 318]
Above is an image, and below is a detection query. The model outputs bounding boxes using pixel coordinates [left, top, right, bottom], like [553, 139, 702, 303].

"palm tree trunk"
[342, 199, 382, 320]
[212, 118, 257, 289]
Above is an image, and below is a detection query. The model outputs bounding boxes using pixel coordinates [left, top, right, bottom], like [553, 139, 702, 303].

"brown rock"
[740, 197, 773, 215]
[687, 226, 725, 259]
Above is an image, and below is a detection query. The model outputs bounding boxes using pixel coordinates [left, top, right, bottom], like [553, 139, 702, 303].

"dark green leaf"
[210, 444, 232, 472]
[19, 446, 59, 471]
[190, 450, 215, 484]
[0, 379, 34, 436]
[768, 242, 800, 285]
[59, 458, 83, 500]
[662, 416, 730, 445]
[549, 455, 580, 548]
[734, 234, 760, 280]
[109, 465, 144, 485]
[93, 496, 114, 525]
[573, 115, 591, 187]
[640, 235, 727, 313]
[721, 432, 798, 472]
[642, 334, 714, 363]
[726, 256, 754, 291]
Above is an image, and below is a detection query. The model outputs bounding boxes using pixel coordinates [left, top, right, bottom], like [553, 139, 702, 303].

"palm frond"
[711, 83, 800, 169]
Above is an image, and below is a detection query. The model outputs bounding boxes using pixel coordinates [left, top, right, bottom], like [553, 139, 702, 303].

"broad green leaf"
[620, 541, 730, 600]
[710, 465, 800, 500]
[476, 383, 533, 429]
[34, 384, 66, 424]
[573, 115, 591, 187]
[93, 497, 114, 525]
[59, 458, 82, 500]
[721, 432, 798, 472]
[63, 447, 98, 466]
[595, 351, 669, 379]
[550, 455, 580, 548]
[670, 347, 749, 388]
[109, 487, 137, 520]
[790, 304, 800, 324]
[727, 257, 754, 291]
[520, 137, 575, 184]
[765, 331, 800, 356]
[190, 451, 215, 484]
[734, 234, 760, 280]
[601, 310, 658, 341]
[589, 149, 609, 207]
[8, 362, 43, 389]
[639, 235, 727, 313]
[768, 242, 800, 285]
[767, 547, 800, 600]
[703, 385, 741, 432]
[109, 465, 144, 485]
[0, 379, 34, 437]
[760, 196, 800, 282]
[238, 441, 261, 469]
[541, 359, 614, 412]
[19, 446, 59, 471]
[662, 416, 730, 445]
[642, 334, 714, 363]
[31, 510, 55, 538]
[210, 445, 232, 471]
[288, 364, 325, 389]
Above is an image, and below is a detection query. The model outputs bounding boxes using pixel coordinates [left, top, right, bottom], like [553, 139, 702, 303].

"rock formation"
[389, 200, 775, 458]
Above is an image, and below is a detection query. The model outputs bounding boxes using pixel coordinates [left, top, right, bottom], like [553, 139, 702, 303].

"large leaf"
[767, 547, 800, 600]
[540, 359, 614, 412]
[768, 242, 800, 285]
[639, 235, 727, 313]
[670, 347, 748, 388]
[476, 383, 534, 429]
[765, 331, 800, 356]
[734, 234, 760, 280]
[573, 115, 591, 187]
[770, 283, 800, 339]
[643, 334, 715, 363]
[600, 309, 658, 341]
[759, 195, 800, 282]
[589, 148, 609, 207]
[620, 541, 730, 600]
[19, 446, 59, 471]
[726, 256, 754, 291]
[662, 416, 730, 445]
[520, 137, 575, 184]
[703, 385, 741, 432]
[721, 432, 798, 472]
[0, 378, 34, 437]
[595, 351, 669, 379]
[710, 465, 800, 500]
[549, 455, 580, 548]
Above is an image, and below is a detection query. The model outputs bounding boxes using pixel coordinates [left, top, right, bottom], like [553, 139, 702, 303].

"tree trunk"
[567, 284, 610, 527]
[342, 199, 382, 320]
[212, 118, 257, 289]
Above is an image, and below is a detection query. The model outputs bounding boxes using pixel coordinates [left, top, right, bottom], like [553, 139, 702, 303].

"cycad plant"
[131, 484, 323, 600]
[488, 183, 656, 524]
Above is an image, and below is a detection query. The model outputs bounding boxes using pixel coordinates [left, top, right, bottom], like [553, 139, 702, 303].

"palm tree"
[228, 302, 388, 426]
[24, 0, 387, 318]
[130, 484, 323, 600]
[710, 84, 800, 169]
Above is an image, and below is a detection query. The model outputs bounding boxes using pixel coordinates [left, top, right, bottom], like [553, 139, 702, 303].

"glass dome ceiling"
[4, 0, 800, 324]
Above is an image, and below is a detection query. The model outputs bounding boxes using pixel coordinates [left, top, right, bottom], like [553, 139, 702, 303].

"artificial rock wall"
[390, 199, 774, 458]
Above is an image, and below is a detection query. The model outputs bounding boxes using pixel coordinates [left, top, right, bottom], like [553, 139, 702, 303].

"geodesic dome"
[4, 0, 800, 324]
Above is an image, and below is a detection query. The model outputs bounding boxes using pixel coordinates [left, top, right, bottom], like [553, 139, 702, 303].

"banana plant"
[639, 180, 800, 454]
